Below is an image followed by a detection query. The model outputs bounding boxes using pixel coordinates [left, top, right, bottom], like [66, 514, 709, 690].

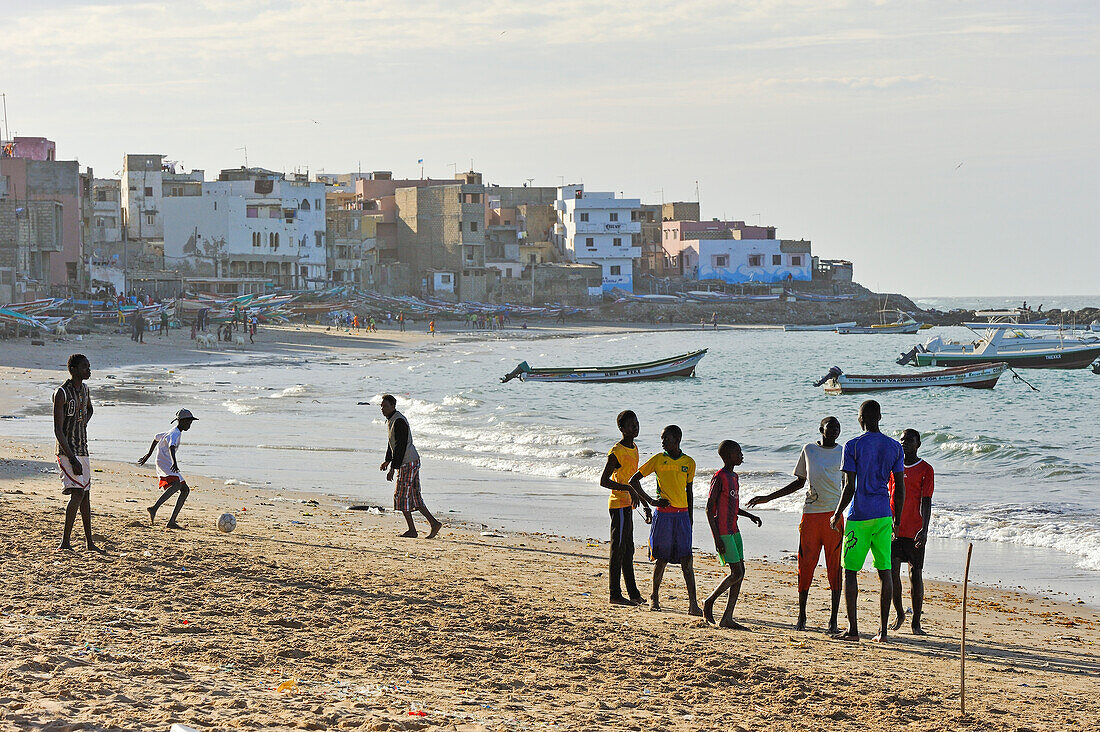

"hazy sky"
[3, 1, 1097, 296]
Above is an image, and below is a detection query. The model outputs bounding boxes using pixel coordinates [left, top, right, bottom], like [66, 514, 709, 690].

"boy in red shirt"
[889, 429, 935, 635]
[704, 440, 762, 628]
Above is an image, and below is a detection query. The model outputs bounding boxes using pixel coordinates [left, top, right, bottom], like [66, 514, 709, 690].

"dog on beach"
[234, 336, 246, 347]
[196, 333, 218, 349]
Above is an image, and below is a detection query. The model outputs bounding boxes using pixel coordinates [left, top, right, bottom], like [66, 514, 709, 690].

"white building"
[161, 171, 328, 290]
[554, 185, 641, 292]
[121, 154, 204, 243]
[696, 239, 813, 284]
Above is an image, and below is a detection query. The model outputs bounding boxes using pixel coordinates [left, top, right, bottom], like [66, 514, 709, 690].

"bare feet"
[649, 596, 661, 611]
[890, 609, 906, 632]
[57, 543, 74, 551]
[426, 520, 442, 539]
[166, 521, 183, 530]
[628, 595, 645, 606]
[828, 621, 840, 635]
[832, 629, 860, 642]
[610, 595, 634, 606]
[795, 615, 807, 631]
[911, 622, 927, 636]
[871, 631, 889, 643]
[86, 542, 103, 553]
[719, 619, 750, 630]
[147, 506, 156, 525]
[399, 529, 417, 538]
[688, 604, 704, 618]
[702, 597, 717, 624]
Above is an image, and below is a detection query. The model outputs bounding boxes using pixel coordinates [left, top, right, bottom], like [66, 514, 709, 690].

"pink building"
[0, 136, 83, 288]
[661, 219, 776, 277]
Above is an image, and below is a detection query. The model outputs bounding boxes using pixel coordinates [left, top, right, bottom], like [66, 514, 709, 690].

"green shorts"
[718, 532, 744, 566]
[842, 516, 893, 572]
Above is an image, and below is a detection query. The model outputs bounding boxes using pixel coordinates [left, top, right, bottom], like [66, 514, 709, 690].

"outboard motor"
[897, 346, 918, 365]
[813, 366, 843, 387]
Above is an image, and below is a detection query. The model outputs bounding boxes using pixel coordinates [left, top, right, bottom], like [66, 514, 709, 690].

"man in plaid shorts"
[379, 394, 443, 539]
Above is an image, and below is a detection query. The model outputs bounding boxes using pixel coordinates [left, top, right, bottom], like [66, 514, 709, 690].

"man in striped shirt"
[54, 353, 99, 552]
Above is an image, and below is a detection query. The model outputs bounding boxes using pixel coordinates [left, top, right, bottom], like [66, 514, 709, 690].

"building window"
[315, 198, 321, 210]
[353, 218, 360, 231]
[441, 274, 452, 283]
[613, 237, 622, 246]
[610, 265, 621, 275]
[247, 206, 258, 218]
[470, 221, 479, 232]
[585, 237, 595, 248]
[791, 255, 802, 266]
[714, 255, 729, 267]
[145, 214, 155, 225]
[273, 233, 280, 250]
[213, 201, 217, 211]
[579, 212, 589, 222]
[144, 187, 153, 197]
[315, 232, 324, 248]
[609, 212, 618, 222]
[772, 254, 782, 265]
[301, 199, 310, 210]
[252, 233, 260, 247]
[748, 254, 763, 267]
[95, 190, 107, 202]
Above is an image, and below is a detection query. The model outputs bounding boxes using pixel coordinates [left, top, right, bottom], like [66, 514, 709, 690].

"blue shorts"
[649, 510, 693, 564]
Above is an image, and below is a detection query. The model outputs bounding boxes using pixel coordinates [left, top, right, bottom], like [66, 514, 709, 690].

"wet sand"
[1, 439, 1097, 731]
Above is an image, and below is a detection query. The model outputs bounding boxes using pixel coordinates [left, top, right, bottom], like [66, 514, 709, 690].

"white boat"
[783, 322, 856, 332]
[898, 327, 1100, 369]
[501, 350, 707, 383]
[816, 362, 1008, 394]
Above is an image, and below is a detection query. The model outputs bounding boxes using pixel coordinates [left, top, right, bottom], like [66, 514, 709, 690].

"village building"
[554, 185, 642, 292]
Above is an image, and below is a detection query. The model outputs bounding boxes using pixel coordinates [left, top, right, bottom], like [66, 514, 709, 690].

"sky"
[2, 0, 1097, 296]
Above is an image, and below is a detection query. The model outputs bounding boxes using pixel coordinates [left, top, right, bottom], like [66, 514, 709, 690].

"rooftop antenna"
[449, 162, 458, 176]
[236, 145, 248, 168]
[525, 178, 535, 188]
[695, 180, 700, 204]
[1, 93, 9, 141]
[754, 212, 762, 225]
[656, 188, 665, 204]
[558, 175, 565, 187]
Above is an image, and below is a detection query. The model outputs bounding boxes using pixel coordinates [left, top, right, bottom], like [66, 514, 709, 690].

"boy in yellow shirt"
[600, 410, 654, 606]
[630, 425, 702, 615]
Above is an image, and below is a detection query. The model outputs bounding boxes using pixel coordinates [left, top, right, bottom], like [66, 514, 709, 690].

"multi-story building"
[160, 168, 328, 289]
[0, 194, 64, 303]
[697, 238, 813, 284]
[90, 178, 123, 248]
[395, 171, 489, 301]
[121, 154, 205, 245]
[326, 201, 377, 286]
[554, 185, 642, 292]
[662, 219, 776, 278]
[0, 136, 84, 290]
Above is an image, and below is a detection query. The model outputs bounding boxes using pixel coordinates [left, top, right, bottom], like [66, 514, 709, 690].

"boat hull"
[511, 350, 707, 383]
[837, 323, 923, 335]
[783, 322, 856, 332]
[913, 347, 1100, 369]
[824, 363, 1008, 394]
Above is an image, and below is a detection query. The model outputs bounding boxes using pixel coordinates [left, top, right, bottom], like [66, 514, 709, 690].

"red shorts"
[798, 512, 844, 592]
[159, 475, 181, 489]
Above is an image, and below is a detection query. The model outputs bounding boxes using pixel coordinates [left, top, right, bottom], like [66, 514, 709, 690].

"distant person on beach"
[889, 429, 934, 635]
[138, 409, 198, 529]
[712, 312, 719, 330]
[704, 440, 762, 628]
[428, 320, 436, 337]
[830, 400, 905, 642]
[249, 315, 257, 344]
[55, 354, 99, 552]
[747, 416, 845, 632]
[135, 312, 145, 343]
[379, 395, 442, 539]
[600, 410, 654, 606]
[160, 310, 169, 336]
[630, 425, 701, 615]
[398, 312, 406, 332]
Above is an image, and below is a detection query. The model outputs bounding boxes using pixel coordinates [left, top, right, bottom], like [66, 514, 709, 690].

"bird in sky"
[954, 162, 963, 170]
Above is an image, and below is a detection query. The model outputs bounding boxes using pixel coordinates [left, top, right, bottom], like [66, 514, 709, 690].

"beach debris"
[480, 531, 505, 538]
[170, 725, 201, 732]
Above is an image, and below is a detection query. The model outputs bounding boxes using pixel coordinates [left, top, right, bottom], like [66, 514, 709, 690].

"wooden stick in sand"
[961, 542, 973, 717]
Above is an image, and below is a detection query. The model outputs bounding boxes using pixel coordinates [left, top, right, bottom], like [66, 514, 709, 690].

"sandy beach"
[2, 436, 1098, 730]
[2, 324, 1099, 730]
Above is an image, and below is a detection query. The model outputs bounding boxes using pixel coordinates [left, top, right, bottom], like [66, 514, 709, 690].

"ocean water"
[5, 325, 1099, 604]
[913, 295, 1098, 313]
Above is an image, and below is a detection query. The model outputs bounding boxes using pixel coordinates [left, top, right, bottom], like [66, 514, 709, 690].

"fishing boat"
[814, 362, 1008, 394]
[783, 322, 856, 332]
[836, 307, 924, 334]
[501, 349, 707, 383]
[897, 328, 1100, 369]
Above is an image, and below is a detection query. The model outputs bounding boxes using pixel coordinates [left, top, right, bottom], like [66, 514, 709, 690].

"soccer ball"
[217, 513, 237, 533]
